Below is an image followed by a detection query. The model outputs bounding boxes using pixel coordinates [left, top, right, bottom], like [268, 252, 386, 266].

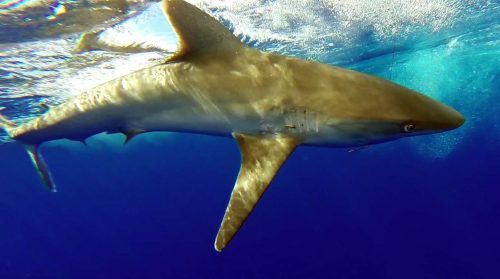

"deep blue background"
[1, 1, 499, 278]
[0, 126, 499, 278]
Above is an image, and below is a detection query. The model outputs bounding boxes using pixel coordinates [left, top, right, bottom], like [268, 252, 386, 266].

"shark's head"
[394, 93, 464, 137]
[326, 81, 465, 146]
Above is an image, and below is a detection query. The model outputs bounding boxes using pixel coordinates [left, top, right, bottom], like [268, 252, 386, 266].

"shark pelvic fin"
[121, 128, 144, 144]
[25, 145, 57, 192]
[214, 133, 300, 252]
[161, 0, 244, 61]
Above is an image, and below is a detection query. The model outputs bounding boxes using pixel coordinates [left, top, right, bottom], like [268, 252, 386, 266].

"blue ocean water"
[0, 0, 499, 278]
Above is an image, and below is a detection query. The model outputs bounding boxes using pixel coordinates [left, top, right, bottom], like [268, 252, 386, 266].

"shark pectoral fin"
[214, 133, 300, 252]
[25, 145, 57, 192]
[161, 0, 244, 61]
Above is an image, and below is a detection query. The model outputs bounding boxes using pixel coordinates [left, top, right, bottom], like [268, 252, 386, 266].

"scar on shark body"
[0, 0, 464, 252]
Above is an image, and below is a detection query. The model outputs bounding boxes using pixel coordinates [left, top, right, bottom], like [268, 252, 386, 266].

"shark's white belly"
[126, 98, 343, 145]
[129, 106, 236, 136]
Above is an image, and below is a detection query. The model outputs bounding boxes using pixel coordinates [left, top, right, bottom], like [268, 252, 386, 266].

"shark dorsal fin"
[161, 0, 244, 60]
[214, 133, 300, 252]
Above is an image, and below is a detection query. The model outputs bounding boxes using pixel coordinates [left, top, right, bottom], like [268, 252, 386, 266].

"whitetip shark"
[0, 0, 464, 252]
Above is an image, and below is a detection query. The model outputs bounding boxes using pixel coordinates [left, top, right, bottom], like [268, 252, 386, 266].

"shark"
[0, 0, 151, 49]
[0, 0, 464, 252]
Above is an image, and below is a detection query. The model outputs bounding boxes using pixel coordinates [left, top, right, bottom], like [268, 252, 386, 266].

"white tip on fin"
[214, 133, 300, 252]
[161, 0, 244, 60]
[25, 145, 57, 192]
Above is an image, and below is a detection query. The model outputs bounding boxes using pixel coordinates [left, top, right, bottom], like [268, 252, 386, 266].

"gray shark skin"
[0, 0, 464, 252]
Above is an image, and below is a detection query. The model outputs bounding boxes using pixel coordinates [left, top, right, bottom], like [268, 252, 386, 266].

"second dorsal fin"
[161, 0, 244, 60]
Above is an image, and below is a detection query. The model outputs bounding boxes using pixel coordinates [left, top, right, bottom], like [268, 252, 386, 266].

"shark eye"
[403, 124, 416, 133]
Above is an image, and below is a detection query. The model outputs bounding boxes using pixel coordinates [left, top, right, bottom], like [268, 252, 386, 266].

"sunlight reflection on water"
[0, 0, 498, 156]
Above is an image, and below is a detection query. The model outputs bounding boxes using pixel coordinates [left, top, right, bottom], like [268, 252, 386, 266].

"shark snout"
[445, 107, 465, 130]
[425, 103, 465, 133]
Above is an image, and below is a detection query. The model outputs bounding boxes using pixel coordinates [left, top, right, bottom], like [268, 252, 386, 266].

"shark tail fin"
[25, 145, 57, 192]
[0, 108, 16, 137]
[0, 109, 56, 192]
